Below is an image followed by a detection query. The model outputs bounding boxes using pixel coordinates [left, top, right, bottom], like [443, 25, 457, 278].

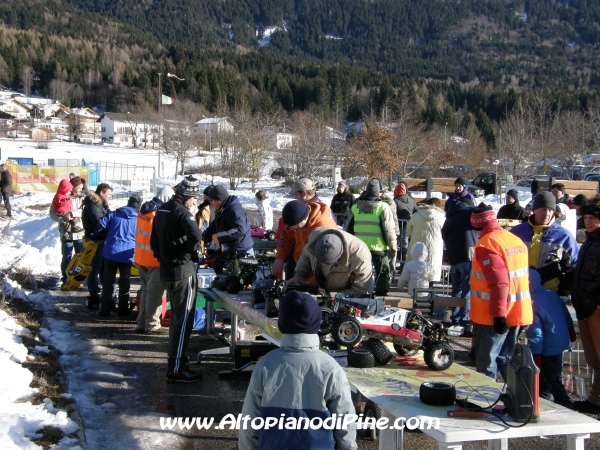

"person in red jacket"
[134, 186, 174, 334]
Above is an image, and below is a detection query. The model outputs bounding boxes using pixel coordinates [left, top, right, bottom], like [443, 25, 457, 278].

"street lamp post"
[157, 72, 162, 179]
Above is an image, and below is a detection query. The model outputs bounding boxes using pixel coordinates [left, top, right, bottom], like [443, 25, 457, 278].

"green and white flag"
[162, 95, 174, 105]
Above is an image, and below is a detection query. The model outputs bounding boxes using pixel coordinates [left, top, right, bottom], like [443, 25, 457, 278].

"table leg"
[230, 312, 238, 355]
[378, 409, 404, 450]
[487, 439, 508, 450]
[566, 433, 590, 450]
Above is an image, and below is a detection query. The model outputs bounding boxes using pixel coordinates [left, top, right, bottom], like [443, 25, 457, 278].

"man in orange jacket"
[469, 203, 532, 381]
[271, 200, 337, 279]
[134, 186, 174, 334]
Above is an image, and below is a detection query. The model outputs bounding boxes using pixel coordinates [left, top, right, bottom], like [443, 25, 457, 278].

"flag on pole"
[167, 73, 185, 81]
[161, 94, 174, 105]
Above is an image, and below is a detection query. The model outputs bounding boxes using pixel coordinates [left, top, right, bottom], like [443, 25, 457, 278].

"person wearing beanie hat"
[81, 182, 113, 308]
[330, 180, 355, 226]
[133, 186, 174, 334]
[444, 177, 476, 213]
[346, 177, 397, 295]
[240, 290, 357, 450]
[469, 202, 532, 380]
[511, 191, 579, 294]
[497, 189, 525, 221]
[151, 175, 204, 383]
[570, 195, 600, 413]
[393, 181, 417, 272]
[288, 228, 373, 296]
[50, 177, 86, 286]
[203, 184, 253, 252]
[271, 200, 337, 280]
[93, 190, 141, 321]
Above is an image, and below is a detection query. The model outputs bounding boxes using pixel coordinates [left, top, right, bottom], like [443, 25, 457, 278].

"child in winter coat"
[52, 178, 84, 238]
[254, 190, 273, 231]
[396, 242, 435, 298]
[525, 268, 576, 409]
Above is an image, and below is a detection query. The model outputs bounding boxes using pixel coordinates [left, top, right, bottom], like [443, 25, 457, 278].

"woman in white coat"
[254, 190, 273, 230]
[405, 198, 446, 281]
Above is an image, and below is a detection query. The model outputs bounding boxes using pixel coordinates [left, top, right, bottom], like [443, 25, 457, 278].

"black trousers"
[0, 191, 10, 217]
[165, 272, 197, 373]
[99, 258, 132, 314]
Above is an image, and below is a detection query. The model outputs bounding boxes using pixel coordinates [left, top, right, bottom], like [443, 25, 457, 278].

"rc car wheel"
[363, 400, 382, 437]
[267, 231, 276, 241]
[347, 348, 376, 368]
[419, 382, 456, 406]
[423, 341, 454, 371]
[363, 338, 393, 365]
[226, 276, 241, 294]
[393, 343, 419, 357]
[332, 316, 363, 347]
[318, 307, 334, 337]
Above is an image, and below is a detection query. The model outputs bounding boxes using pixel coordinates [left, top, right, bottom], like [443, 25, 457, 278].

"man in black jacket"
[151, 176, 203, 383]
[330, 180, 355, 227]
[204, 185, 253, 252]
[441, 199, 477, 336]
[393, 180, 417, 271]
[0, 163, 12, 218]
[81, 183, 112, 309]
[496, 189, 525, 221]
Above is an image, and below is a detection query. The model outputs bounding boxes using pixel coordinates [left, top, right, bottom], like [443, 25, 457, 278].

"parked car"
[472, 173, 514, 195]
[515, 174, 550, 188]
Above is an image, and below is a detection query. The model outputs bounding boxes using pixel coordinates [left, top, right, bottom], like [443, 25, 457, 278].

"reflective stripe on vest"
[351, 203, 387, 252]
[469, 230, 532, 326]
[134, 211, 159, 268]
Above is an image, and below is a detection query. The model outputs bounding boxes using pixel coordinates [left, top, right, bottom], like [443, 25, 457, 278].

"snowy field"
[0, 137, 529, 449]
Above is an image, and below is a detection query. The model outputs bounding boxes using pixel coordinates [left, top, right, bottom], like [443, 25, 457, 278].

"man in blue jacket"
[525, 269, 575, 408]
[204, 185, 253, 252]
[239, 291, 357, 450]
[511, 192, 579, 294]
[95, 195, 141, 318]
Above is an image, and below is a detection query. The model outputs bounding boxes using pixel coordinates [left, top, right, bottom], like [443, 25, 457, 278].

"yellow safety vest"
[351, 203, 387, 252]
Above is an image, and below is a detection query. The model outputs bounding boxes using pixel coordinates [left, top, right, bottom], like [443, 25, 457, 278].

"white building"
[0, 98, 32, 120]
[191, 117, 234, 144]
[99, 112, 158, 147]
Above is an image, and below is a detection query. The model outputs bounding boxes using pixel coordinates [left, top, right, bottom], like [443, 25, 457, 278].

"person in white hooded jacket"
[396, 242, 435, 298]
[406, 198, 445, 281]
[254, 190, 273, 231]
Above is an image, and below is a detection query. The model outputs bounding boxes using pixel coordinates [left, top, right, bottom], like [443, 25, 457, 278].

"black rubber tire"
[393, 343, 419, 357]
[347, 348, 376, 368]
[332, 315, 363, 347]
[363, 339, 393, 366]
[423, 341, 454, 371]
[419, 382, 456, 406]
[363, 400, 382, 437]
[267, 231, 276, 241]
[318, 307, 334, 337]
[226, 276, 241, 294]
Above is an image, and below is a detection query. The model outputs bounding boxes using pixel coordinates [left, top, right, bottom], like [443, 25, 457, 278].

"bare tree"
[498, 99, 536, 176]
[161, 99, 202, 177]
[216, 127, 248, 190]
[49, 79, 71, 103]
[21, 66, 34, 95]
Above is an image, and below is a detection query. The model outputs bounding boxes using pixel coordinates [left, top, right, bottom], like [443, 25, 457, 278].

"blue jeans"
[540, 354, 572, 408]
[474, 325, 518, 381]
[450, 261, 472, 329]
[87, 241, 105, 296]
[60, 239, 83, 283]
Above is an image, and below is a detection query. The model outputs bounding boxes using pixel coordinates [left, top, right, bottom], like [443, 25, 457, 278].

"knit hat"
[580, 196, 600, 219]
[127, 195, 142, 211]
[176, 176, 200, 198]
[338, 180, 347, 187]
[282, 200, 309, 226]
[314, 233, 344, 265]
[365, 178, 381, 196]
[289, 178, 315, 196]
[208, 185, 229, 201]
[394, 182, 407, 196]
[574, 194, 588, 207]
[455, 177, 466, 186]
[278, 291, 322, 335]
[532, 192, 556, 211]
[203, 185, 214, 196]
[155, 186, 174, 203]
[470, 203, 496, 230]
[506, 189, 519, 201]
[70, 176, 82, 187]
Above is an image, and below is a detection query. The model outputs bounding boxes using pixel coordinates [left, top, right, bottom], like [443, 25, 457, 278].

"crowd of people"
[47, 172, 600, 448]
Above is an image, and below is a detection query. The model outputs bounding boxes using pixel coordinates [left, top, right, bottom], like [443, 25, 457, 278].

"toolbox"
[233, 340, 278, 368]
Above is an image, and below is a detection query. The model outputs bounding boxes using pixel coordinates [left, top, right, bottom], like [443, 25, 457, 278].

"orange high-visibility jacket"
[134, 211, 159, 268]
[470, 230, 532, 326]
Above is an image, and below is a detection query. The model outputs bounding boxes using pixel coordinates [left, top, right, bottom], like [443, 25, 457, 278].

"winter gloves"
[493, 316, 509, 335]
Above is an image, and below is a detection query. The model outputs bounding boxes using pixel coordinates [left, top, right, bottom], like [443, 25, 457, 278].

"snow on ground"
[1, 137, 531, 449]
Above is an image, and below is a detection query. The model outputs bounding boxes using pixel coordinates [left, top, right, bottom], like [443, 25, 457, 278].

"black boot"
[86, 293, 101, 310]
